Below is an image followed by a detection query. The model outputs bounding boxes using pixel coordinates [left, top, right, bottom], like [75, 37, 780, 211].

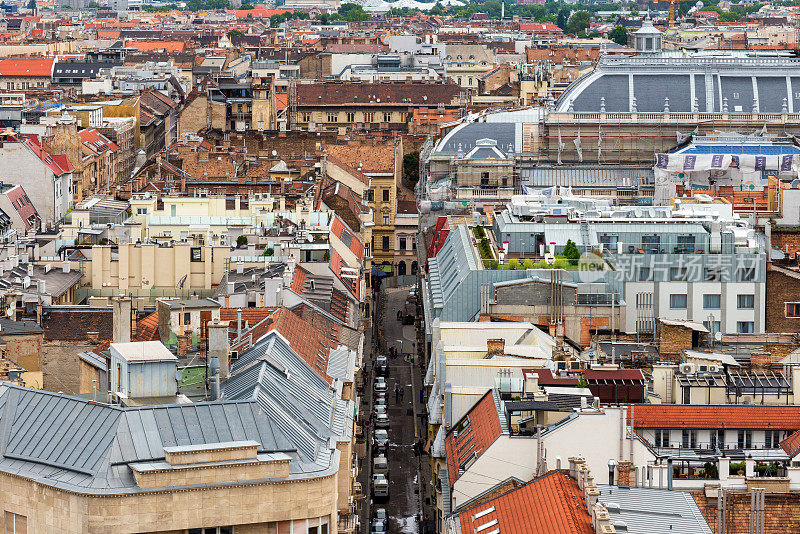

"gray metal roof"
[0, 382, 336, 494]
[435, 122, 519, 156]
[597, 485, 713, 534]
[557, 54, 800, 113]
[223, 331, 352, 466]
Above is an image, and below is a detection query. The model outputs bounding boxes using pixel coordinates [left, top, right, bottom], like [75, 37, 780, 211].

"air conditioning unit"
[709, 365, 722, 373]
[679, 363, 696, 375]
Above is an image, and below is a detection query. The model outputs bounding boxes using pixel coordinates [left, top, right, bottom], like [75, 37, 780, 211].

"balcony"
[337, 512, 358, 534]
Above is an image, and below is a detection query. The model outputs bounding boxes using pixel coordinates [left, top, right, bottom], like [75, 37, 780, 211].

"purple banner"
[683, 155, 696, 170]
[656, 154, 669, 169]
[782, 155, 794, 171]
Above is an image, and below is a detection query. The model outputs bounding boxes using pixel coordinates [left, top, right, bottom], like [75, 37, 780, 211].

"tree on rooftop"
[227, 29, 244, 36]
[338, 2, 367, 21]
[236, 235, 248, 248]
[563, 239, 580, 265]
[609, 25, 628, 46]
[567, 10, 591, 35]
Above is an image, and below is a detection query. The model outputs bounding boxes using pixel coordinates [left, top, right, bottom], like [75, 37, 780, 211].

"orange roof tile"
[781, 429, 800, 458]
[219, 307, 277, 332]
[630, 405, 800, 430]
[0, 57, 53, 77]
[445, 390, 503, 485]
[130, 41, 186, 53]
[456, 471, 593, 534]
[134, 311, 160, 342]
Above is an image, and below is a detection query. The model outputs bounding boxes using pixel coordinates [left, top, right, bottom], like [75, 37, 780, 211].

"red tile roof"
[781, 429, 800, 458]
[330, 215, 365, 262]
[290, 265, 309, 294]
[456, 471, 593, 534]
[525, 368, 579, 386]
[0, 57, 53, 77]
[630, 405, 800, 430]
[582, 369, 647, 382]
[445, 390, 503, 485]
[134, 311, 160, 342]
[219, 307, 278, 332]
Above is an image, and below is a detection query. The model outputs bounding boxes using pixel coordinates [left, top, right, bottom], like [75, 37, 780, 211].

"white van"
[372, 474, 389, 498]
[373, 455, 389, 476]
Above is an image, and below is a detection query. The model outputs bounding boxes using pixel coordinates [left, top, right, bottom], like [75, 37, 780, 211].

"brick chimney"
[487, 338, 505, 356]
[177, 332, 192, 357]
[616, 460, 633, 487]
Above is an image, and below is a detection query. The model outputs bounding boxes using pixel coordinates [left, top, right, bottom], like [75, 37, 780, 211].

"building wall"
[178, 95, 227, 139]
[0, 470, 338, 534]
[0, 143, 68, 227]
[766, 267, 800, 333]
[3, 332, 43, 373]
[624, 280, 764, 334]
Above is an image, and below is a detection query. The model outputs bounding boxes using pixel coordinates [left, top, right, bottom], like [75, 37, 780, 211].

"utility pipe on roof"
[620, 405, 626, 463]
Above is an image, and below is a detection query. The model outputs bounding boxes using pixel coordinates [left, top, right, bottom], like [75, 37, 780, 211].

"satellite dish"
[714, 332, 722, 341]
[544, 253, 555, 265]
[5, 308, 12, 317]
[272, 150, 277, 156]
[175, 370, 183, 382]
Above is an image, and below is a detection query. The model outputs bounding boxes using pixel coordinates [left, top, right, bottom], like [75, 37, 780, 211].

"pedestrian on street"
[395, 383, 400, 403]
[400, 386, 405, 401]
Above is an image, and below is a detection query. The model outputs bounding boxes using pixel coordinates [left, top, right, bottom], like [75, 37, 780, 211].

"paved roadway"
[361, 286, 423, 533]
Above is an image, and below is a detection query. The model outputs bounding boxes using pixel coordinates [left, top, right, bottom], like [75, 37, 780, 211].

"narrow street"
[359, 284, 427, 534]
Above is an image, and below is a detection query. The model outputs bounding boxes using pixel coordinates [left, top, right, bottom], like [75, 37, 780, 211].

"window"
[711, 429, 725, 450]
[670, 294, 687, 309]
[383, 213, 390, 225]
[400, 237, 407, 250]
[737, 321, 755, 333]
[382, 189, 390, 202]
[737, 294, 755, 309]
[364, 112, 375, 122]
[670, 267, 687, 281]
[327, 112, 338, 123]
[191, 247, 202, 262]
[480, 172, 490, 186]
[654, 429, 669, 447]
[366, 189, 374, 202]
[382, 236, 390, 250]
[184, 312, 191, 325]
[682, 386, 691, 404]
[4, 511, 27, 534]
[703, 294, 721, 309]
[383, 112, 392, 122]
[766, 430, 782, 449]
[676, 234, 695, 253]
[738, 267, 756, 282]
[642, 234, 660, 253]
[638, 267, 650, 281]
[346, 112, 355, 122]
[681, 429, 697, 449]
[738, 430, 752, 449]
[303, 113, 311, 123]
[704, 267, 722, 282]
[703, 320, 721, 335]
[787, 303, 800, 318]
[599, 234, 618, 249]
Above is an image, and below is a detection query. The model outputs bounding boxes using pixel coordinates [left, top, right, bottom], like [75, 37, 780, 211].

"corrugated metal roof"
[597, 485, 713, 534]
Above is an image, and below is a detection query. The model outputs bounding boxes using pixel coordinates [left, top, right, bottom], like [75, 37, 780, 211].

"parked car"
[374, 377, 387, 392]
[373, 429, 389, 452]
[370, 520, 387, 533]
[376, 356, 388, 375]
[374, 508, 387, 523]
[372, 473, 389, 499]
[375, 412, 389, 428]
[374, 404, 387, 416]
[373, 455, 388, 476]
[374, 394, 387, 406]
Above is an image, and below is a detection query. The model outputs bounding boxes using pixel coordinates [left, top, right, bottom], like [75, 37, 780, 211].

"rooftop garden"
[473, 227, 583, 271]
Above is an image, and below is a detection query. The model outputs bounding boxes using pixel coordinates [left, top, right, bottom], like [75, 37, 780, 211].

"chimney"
[112, 297, 132, 343]
[237, 308, 242, 340]
[592, 503, 615, 534]
[62, 261, 70, 273]
[26, 264, 33, 277]
[487, 338, 505, 356]
[208, 319, 231, 380]
[87, 331, 100, 344]
[616, 460, 633, 487]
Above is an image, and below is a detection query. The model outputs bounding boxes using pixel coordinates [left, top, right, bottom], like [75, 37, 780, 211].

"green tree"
[185, 0, 203, 11]
[236, 235, 248, 248]
[567, 10, 591, 35]
[338, 2, 367, 21]
[27, 0, 35, 9]
[88, 0, 100, 7]
[563, 239, 580, 265]
[556, 7, 570, 29]
[402, 151, 419, 187]
[429, 2, 444, 15]
[240, 1, 254, 7]
[609, 25, 628, 45]
[227, 29, 244, 36]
